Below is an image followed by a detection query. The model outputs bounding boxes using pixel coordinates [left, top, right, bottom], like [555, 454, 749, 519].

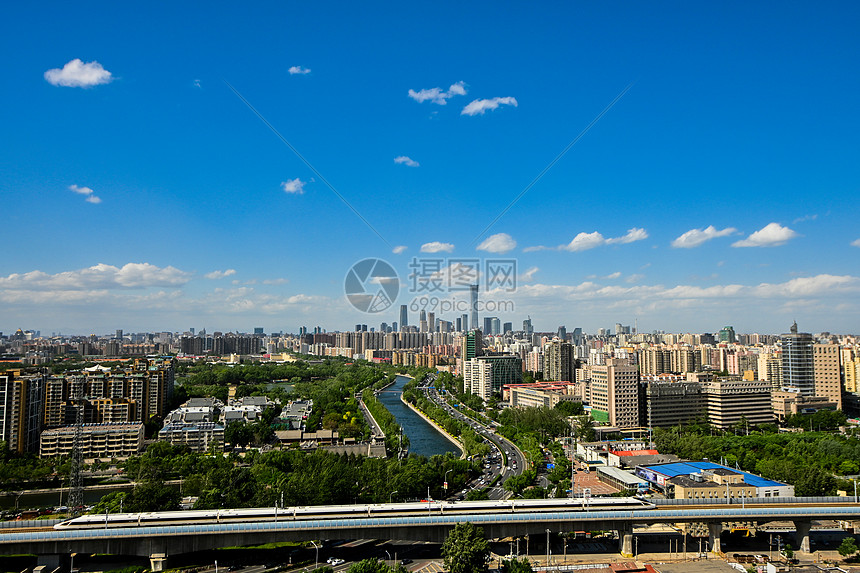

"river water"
[376, 375, 460, 458]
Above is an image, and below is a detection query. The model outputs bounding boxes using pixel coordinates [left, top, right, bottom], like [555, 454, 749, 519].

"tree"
[838, 537, 858, 558]
[783, 544, 794, 559]
[501, 557, 533, 573]
[442, 522, 490, 573]
[346, 559, 390, 573]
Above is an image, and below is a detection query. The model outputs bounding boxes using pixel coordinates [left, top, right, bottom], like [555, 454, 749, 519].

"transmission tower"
[68, 383, 85, 514]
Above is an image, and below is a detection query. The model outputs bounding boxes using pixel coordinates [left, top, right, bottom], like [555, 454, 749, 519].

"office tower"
[461, 314, 469, 332]
[455, 317, 462, 332]
[489, 318, 500, 336]
[701, 377, 774, 429]
[781, 322, 814, 396]
[589, 358, 639, 428]
[469, 284, 479, 334]
[503, 322, 512, 334]
[400, 305, 408, 329]
[813, 343, 842, 409]
[640, 379, 704, 429]
[557, 326, 567, 340]
[427, 312, 435, 333]
[253, 327, 264, 335]
[545, 340, 577, 382]
[461, 330, 483, 361]
[718, 326, 736, 344]
[0, 370, 45, 453]
[391, 322, 398, 332]
[483, 317, 493, 334]
[115, 329, 123, 340]
[523, 317, 533, 336]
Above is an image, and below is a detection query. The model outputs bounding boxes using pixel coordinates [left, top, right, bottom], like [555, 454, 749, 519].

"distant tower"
[399, 305, 408, 329]
[470, 284, 479, 334]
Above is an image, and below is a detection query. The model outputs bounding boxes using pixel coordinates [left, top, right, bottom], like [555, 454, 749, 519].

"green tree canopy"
[442, 522, 490, 573]
[838, 537, 858, 558]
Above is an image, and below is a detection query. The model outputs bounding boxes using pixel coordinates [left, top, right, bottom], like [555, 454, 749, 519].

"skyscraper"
[781, 321, 814, 396]
[469, 284, 479, 335]
[399, 305, 408, 329]
[545, 340, 576, 382]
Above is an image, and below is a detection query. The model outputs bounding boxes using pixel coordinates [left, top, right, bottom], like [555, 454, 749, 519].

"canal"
[376, 375, 460, 458]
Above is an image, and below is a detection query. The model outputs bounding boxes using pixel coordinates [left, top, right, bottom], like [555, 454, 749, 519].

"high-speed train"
[55, 497, 655, 530]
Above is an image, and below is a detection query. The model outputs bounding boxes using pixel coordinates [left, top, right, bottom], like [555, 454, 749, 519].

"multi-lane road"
[419, 374, 526, 500]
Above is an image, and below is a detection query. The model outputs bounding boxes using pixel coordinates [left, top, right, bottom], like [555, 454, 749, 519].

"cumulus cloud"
[561, 232, 607, 252]
[69, 184, 102, 204]
[281, 178, 306, 194]
[45, 59, 113, 87]
[461, 97, 518, 116]
[408, 81, 467, 105]
[392, 245, 408, 254]
[420, 241, 455, 253]
[0, 263, 192, 290]
[732, 222, 799, 247]
[288, 66, 311, 75]
[394, 156, 419, 167]
[262, 278, 289, 285]
[604, 272, 622, 280]
[606, 227, 649, 245]
[671, 225, 738, 248]
[204, 269, 237, 280]
[528, 228, 648, 253]
[851, 239, 860, 248]
[477, 233, 517, 254]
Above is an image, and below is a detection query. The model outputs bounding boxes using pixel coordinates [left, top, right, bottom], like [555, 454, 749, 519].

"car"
[400, 558, 413, 565]
[331, 559, 345, 566]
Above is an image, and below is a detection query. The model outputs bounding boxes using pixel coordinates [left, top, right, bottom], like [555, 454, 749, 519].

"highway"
[419, 374, 526, 500]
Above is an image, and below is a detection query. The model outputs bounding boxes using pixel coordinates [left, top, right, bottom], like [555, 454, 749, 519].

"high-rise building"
[463, 355, 522, 400]
[813, 343, 842, 409]
[491, 317, 501, 336]
[461, 313, 469, 332]
[701, 377, 774, 429]
[781, 322, 814, 396]
[399, 305, 408, 329]
[503, 322, 513, 334]
[427, 312, 435, 333]
[557, 326, 567, 340]
[523, 318, 533, 336]
[461, 330, 483, 361]
[718, 326, 736, 344]
[589, 359, 639, 428]
[544, 340, 576, 382]
[469, 284, 479, 334]
[483, 317, 494, 336]
[640, 380, 704, 429]
[0, 370, 45, 453]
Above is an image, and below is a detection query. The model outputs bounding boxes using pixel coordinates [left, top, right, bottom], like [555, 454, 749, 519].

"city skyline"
[2, 2, 860, 334]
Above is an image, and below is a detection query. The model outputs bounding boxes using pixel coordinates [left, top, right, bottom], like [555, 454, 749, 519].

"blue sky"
[2, 1, 859, 335]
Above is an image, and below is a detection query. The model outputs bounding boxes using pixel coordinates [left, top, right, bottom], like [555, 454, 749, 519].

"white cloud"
[461, 97, 518, 116]
[45, 59, 113, 87]
[69, 184, 102, 204]
[408, 81, 467, 105]
[605, 227, 649, 245]
[851, 238, 860, 248]
[671, 225, 738, 248]
[281, 178, 306, 194]
[518, 267, 539, 283]
[0, 263, 192, 290]
[477, 233, 517, 254]
[561, 231, 606, 252]
[626, 274, 645, 284]
[394, 156, 419, 167]
[204, 269, 237, 280]
[193, 79, 202, 89]
[604, 272, 622, 280]
[522, 245, 553, 253]
[262, 278, 289, 285]
[420, 241, 455, 253]
[732, 222, 799, 247]
[793, 214, 818, 224]
[288, 66, 311, 75]
[392, 245, 408, 254]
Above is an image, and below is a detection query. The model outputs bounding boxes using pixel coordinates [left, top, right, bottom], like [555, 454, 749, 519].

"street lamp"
[390, 491, 398, 504]
[444, 469, 453, 493]
[546, 529, 551, 567]
[384, 550, 391, 568]
[310, 541, 319, 570]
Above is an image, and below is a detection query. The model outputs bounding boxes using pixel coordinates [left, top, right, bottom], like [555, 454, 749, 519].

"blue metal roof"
[641, 461, 786, 488]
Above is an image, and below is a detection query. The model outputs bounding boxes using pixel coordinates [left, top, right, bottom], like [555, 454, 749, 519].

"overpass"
[3, 502, 859, 570]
